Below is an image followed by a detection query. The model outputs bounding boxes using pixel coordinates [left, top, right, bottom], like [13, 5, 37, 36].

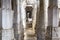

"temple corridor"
[0, 0, 60, 40]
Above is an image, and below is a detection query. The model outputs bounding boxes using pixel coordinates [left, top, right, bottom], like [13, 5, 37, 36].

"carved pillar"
[17, 0, 25, 40]
[2, 0, 14, 40]
[36, 0, 45, 40]
[0, 8, 2, 40]
[48, 0, 59, 40]
[12, 0, 18, 40]
[44, 0, 48, 29]
[44, 0, 49, 40]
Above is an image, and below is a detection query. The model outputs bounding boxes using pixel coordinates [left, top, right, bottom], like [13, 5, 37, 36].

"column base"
[52, 27, 60, 40]
[2, 28, 14, 40]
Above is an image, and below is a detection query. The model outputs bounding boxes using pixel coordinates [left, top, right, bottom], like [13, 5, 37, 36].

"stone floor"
[24, 28, 37, 40]
[24, 21, 37, 40]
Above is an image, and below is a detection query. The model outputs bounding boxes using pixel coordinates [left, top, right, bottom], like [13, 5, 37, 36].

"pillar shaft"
[44, 0, 49, 40]
[2, 0, 14, 40]
[36, 0, 45, 40]
[57, 0, 60, 39]
[0, 8, 2, 29]
[2, 0, 13, 29]
[32, 0, 38, 33]
[0, 8, 2, 40]
[17, 0, 25, 40]
[12, 0, 18, 40]
[48, 0, 59, 40]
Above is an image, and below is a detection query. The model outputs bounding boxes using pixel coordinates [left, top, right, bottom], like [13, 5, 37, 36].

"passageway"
[0, 0, 60, 40]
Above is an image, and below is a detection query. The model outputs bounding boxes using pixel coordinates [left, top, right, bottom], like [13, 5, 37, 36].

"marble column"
[2, 0, 14, 40]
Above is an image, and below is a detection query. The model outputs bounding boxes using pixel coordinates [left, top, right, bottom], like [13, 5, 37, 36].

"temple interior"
[0, 0, 60, 40]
